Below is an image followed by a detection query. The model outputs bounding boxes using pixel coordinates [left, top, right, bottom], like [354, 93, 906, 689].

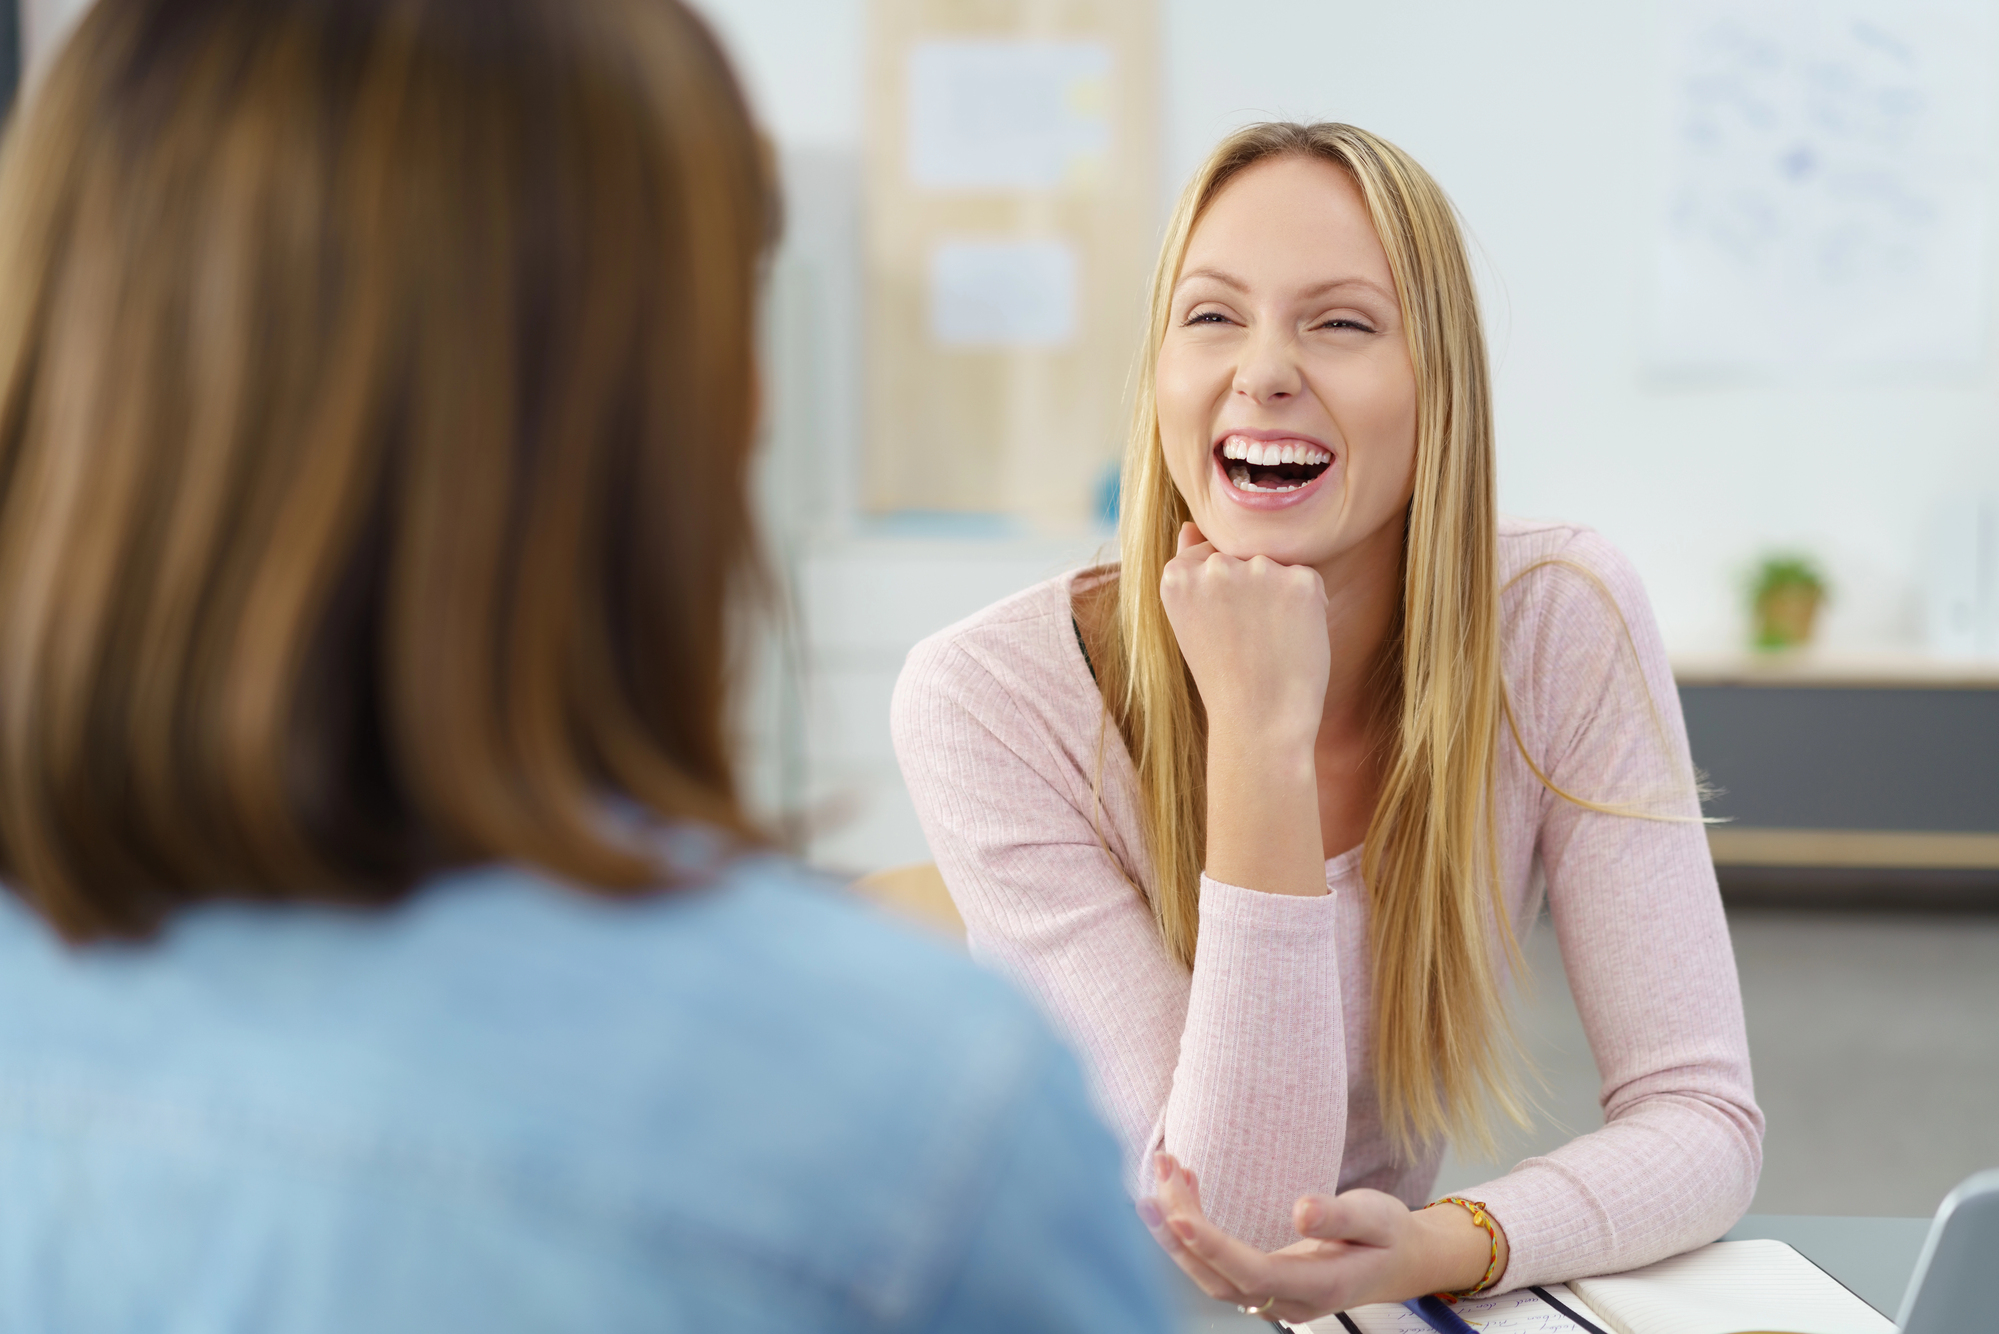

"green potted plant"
[1749, 553, 1827, 651]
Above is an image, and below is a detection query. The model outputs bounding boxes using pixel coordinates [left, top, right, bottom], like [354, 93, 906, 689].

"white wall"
[1164, 1, 1999, 654]
[690, 0, 865, 150]
[701, 0, 1999, 659]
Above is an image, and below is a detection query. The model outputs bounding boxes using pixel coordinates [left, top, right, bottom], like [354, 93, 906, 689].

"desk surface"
[1178, 1214, 1930, 1330]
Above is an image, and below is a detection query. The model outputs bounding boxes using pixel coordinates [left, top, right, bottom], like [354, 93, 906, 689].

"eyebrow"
[1175, 266, 1397, 304]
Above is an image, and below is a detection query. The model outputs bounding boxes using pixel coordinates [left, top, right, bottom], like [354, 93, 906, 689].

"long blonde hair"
[1098, 122, 1515, 1154]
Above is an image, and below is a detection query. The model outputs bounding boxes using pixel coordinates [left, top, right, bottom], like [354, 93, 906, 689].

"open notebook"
[1311, 1239, 1895, 1334]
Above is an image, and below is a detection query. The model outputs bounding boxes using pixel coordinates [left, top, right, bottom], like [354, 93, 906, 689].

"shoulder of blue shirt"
[0, 842, 1173, 1332]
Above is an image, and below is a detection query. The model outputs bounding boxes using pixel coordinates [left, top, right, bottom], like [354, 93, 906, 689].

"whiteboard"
[1652, 0, 1993, 368]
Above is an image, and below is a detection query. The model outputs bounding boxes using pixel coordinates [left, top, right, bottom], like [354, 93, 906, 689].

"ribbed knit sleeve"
[890, 600, 1354, 1249]
[1468, 530, 1764, 1292]
[1169, 876, 1347, 1247]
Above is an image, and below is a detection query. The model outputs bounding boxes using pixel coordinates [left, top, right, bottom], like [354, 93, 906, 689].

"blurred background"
[19, 0, 1999, 1226]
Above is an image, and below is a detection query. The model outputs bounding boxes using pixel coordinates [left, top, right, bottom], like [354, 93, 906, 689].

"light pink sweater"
[889, 517, 1763, 1293]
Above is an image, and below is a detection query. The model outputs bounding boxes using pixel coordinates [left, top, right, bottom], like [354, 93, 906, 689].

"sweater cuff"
[1457, 1161, 1609, 1295]
[1197, 872, 1339, 936]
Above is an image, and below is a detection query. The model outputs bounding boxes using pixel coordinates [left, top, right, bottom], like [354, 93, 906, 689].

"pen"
[1406, 1294, 1480, 1334]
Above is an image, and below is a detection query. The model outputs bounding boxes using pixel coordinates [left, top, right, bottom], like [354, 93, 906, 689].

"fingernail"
[1171, 1218, 1196, 1242]
[1154, 1152, 1171, 1181]
[1298, 1199, 1323, 1229]
[1136, 1198, 1164, 1227]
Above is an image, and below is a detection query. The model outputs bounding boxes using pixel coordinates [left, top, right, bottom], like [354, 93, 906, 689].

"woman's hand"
[1135, 1153, 1508, 1325]
[1161, 522, 1333, 896]
[1158, 522, 1330, 753]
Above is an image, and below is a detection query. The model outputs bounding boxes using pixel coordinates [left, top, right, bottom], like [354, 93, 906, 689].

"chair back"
[852, 863, 965, 944]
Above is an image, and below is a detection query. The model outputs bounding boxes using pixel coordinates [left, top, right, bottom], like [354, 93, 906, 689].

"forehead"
[1180, 154, 1392, 290]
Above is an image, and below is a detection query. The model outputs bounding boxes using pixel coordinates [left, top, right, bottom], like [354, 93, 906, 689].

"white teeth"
[1219, 435, 1334, 482]
[1219, 437, 1333, 465]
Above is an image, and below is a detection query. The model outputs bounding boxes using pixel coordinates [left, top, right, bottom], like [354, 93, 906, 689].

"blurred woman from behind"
[0, 1, 1166, 1329]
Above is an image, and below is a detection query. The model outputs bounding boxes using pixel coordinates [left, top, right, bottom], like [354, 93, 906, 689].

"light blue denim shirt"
[0, 847, 1171, 1332]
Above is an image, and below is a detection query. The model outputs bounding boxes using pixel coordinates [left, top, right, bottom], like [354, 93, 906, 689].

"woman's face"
[1156, 154, 1418, 572]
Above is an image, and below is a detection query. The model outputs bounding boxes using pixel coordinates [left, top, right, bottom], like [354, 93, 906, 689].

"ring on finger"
[1238, 1296, 1275, 1317]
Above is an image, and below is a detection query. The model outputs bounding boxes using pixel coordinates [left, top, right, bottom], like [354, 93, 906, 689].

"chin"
[1202, 518, 1344, 568]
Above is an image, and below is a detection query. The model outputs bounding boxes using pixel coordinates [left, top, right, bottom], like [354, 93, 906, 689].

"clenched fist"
[1160, 522, 1330, 754]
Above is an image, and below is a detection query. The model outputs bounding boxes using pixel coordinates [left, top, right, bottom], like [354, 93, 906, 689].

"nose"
[1232, 324, 1302, 404]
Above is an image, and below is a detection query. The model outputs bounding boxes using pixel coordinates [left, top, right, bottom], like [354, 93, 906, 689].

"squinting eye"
[1185, 311, 1231, 325]
[1317, 318, 1374, 332]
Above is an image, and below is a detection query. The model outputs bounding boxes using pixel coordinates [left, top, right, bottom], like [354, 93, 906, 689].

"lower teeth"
[1228, 465, 1301, 493]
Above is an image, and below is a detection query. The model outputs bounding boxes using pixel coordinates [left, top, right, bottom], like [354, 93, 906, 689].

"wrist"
[1411, 1198, 1507, 1298]
[1205, 716, 1317, 770]
[1202, 727, 1325, 898]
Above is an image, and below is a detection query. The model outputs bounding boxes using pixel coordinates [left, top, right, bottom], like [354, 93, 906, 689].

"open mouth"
[1216, 435, 1334, 493]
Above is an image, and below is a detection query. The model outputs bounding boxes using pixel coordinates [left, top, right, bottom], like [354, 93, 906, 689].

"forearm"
[1203, 724, 1326, 898]
[1468, 1092, 1759, 1291]
[1159, 722, 1342, 1246]
[1154, 871, 1347, 1250]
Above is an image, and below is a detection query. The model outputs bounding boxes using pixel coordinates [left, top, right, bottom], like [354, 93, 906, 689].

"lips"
[1214, 434, 1335, 493]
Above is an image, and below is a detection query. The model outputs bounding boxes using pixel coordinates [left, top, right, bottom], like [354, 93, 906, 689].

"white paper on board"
[1651, 0, 1992, 368]
[906, 40, 1112, 191]
[927, 238, 1078, 348]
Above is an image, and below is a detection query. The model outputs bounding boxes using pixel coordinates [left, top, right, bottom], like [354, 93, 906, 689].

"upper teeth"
[1220, 437, 1333, 466]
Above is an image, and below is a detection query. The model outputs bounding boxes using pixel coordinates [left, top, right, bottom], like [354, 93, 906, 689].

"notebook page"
[1569, 1239, 1895, 1334]
[1306, 1284, 1613, 1333]
[1304, 1301, 1429, 1334]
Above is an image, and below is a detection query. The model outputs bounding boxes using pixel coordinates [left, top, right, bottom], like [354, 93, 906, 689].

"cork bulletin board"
[863, 0, 1160, 529]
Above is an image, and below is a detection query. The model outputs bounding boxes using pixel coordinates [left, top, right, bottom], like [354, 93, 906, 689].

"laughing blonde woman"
[892, 122, 1763, 1324]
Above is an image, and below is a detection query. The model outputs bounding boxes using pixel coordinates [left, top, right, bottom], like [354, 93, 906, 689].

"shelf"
[1673, 651, 1999, 689]
[1709, 828, 1999, 870]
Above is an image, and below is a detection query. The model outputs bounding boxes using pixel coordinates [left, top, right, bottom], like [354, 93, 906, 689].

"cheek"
[1373, 399, 1419, 504]
[1153, 343, 1221, 492]
[1319, 359, 1418, 501]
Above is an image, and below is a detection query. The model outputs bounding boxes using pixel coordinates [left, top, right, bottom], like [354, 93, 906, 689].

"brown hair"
[0, 0, 776, 941]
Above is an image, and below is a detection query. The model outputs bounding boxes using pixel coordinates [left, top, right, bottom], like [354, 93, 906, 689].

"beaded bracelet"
[1424, 1195, 1501, 1302]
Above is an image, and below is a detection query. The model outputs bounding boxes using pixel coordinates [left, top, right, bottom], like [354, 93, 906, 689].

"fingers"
[1143, 1165, 1396, 1323]
[1134, 1195, 1249, 1303]
[1159, 1195, 1284, 1301]
[1297, 561, 1330, 607]
[1176, 521, 1208, 554]
[1292, 1188, 1404, 1248]
[1150, 1154, 1287, 1298]
[1153, 1152, 1199, 1207]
